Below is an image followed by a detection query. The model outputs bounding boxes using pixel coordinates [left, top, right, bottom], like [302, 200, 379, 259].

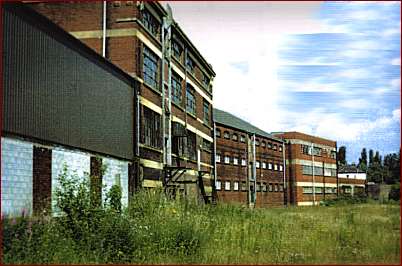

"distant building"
[214, 109, 286, 207]
[338, 165, 366, 196]
[272, 132, 338, 206]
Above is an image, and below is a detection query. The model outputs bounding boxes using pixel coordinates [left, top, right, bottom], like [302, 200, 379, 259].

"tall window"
[202, 139, 212, 152]
[241, 158, 246, 166]
[225, 181, 231, 191]
[203, 100, 210, 125]
[234, 181, 239, 191]
[172, 38, 183, 59]
[186, 84, 196, 115]
[216, 154, 221, 163]
[143, 46, 158, 89]
[186, 55, 195, 74]
[256, 161, 260, 168]
[301, 144, 312, 155]
[240, 135, 246, 142]
[216, 180, 221, 190]
[262, 141, 266, 148]
[262, 162, 267, 169]
[279, 164, 283, 171]
[187, 130, 197, 161]
[233, 157, 239, 165]
[216, 129, 221, 138]
[279, 145, 283, 152]
[141, 9, 159, 38]
[202, 73, 210, 88]
[224, 155, 230, 164]
[268, 142, 272, 149]
[224, 131, 230, 139]
[171, 73, 182, 105]
[232, 133, 238, 141]
[141, 106, 161, 148]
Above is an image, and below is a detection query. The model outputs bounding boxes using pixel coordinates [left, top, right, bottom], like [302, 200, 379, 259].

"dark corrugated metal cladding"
[3, 6, 134, 160]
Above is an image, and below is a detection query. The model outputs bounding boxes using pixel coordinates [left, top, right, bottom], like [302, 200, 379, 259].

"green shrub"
[388, 183, 400, 201]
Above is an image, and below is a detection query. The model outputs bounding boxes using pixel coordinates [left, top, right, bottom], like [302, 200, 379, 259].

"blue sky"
[167, 1, 400, 163]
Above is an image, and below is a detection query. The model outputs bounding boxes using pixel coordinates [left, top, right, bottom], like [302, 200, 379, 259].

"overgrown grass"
[3, 183, 400, 264]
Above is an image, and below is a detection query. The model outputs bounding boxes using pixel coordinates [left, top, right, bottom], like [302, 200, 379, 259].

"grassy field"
[3, 189, 400, 264]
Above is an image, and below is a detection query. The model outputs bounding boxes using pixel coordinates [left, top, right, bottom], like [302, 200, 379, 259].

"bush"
[388, 183, 400, 201]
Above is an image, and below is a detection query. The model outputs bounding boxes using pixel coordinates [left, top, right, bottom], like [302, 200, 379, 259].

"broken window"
[262, 141, 266, 147]
[203, 100, 210, 125]
[186, 84, 196, 116]
[172, 72, 182, 105]
[202, 139, 211, 152]
[240, 135, 246, 142]
[186, 55, 195, 74]
[224, 131, 230, 139]
[172, 38, 183, 59]
[268, 142, 272, 149]
[141, 106, 161, 149]
[187, 130, 197, 161]
[241, 181, 247, 191]
[143, 46, 159, 89]
[141, 9, 159, 38]
[273, 144, 277, 150]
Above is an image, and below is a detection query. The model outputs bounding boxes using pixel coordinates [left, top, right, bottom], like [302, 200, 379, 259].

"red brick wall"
[33, 146, 52, 215]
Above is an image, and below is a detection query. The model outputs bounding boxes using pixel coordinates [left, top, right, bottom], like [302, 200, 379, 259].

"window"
[216, 129, 221, 138]
[234, 181, 239, 191]
[241, 181, 247, 191]
[324, 168, 332, 177]
[262, 183, 267, 192]
[268, 142, 272, 149]
[257, 182, 261, 192]
[255, 139, 260, 146]
[315, 167, 323, 176]
[203, 100, 210, 125]
[240, 135, 246, 142]
[302, 165, 313, 175]
[303, 187, 313, 194]
[262, 141, 266, 148]
[225, 181, 231, 191]
[202, 139, 212, 152]
[274, 184, 278, 192]
[141, 9, 159, 37]
[262, 162, 267, 169]
[330, 151, 336, 159]
[224, 131, 230, 139]
[279, 164, 283, 172]
[172, 38, 183, 59]
[142, 106, 161, 148]
[233, 157, 239, 165]
[315, 187, 323, 194]
[273, 144, 277, 150]
[279, 184, 284, 192]
[256, 161, 260, 168]
[186, 55, 195, 74]
[279, 145, 283, 152]
[331, 169, 337, 177]
[313, 147, 322, 156]
[224, 156, 230, 164]
[216, 180, 221, 190]
[143, 46, 159, 89]
[216, 154, 221, 163]
[202, 73, 210, 88]
[268, 163, 273, 170]
[269, 183, 273, 192]
[241, 159, 246, 166]
[301, 144, 312, 155]
[186, 84, 196, 116]
[274, 164, 278, 171]
[232, 133, 238, 141]
[325, 187, 333, 194]
[187, 130, 197, 161]
[171, 73, 182, 105]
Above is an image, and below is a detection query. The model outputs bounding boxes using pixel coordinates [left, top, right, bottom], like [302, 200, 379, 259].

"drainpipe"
[282, 141, 287, 206]
[252, 134, 256, 204]
[311, 142, 316, 206]
[161, 18, 166, 166]
[213, 122, 217, 202]
[102, 1, 107, 57]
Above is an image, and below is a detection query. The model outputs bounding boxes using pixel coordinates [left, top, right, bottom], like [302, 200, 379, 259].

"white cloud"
[279, 79, 344, 93]
[382, 27, 401, 37]
[390, 78, 401, 88]
[391, 58, 401, 65]
[338, 99, 370, 109]
[337, 68, 370, 79]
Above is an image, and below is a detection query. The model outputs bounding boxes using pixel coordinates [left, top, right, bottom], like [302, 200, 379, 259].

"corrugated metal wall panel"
[3, 7, 134, 160]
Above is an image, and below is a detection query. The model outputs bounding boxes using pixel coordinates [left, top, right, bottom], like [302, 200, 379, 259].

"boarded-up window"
[141, 106, 161, 149]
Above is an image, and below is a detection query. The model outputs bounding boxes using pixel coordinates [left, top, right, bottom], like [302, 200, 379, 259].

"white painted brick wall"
[51, 148, 90, 213]
[102, 158, 129, 207]
[1, 137, 33, 216]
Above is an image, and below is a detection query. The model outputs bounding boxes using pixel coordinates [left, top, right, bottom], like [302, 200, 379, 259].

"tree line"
[337, 146, 400, 184]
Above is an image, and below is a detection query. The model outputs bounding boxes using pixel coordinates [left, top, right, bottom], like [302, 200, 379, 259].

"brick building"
[214, 109, 287, 207]
[272, 132, 338, 206]
[28, 1, 216, 201]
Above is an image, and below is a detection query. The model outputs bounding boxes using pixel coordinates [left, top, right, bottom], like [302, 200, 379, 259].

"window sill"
[172, 101, 185, 111]
[143, 81, 162, 96]
[139, 143, 163, 153]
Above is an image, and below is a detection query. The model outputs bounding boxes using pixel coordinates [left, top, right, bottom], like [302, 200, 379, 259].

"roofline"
[155, 2, 216, 77]
[8, 2, 137, 87]
[273, 131, 336, 144]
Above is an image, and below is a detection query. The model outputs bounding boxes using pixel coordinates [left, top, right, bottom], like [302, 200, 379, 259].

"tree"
[338, 146, 347, 166]
[358, 148, 368, 172]
[383, 151, 400, 184]
[369, 149, 374, 167]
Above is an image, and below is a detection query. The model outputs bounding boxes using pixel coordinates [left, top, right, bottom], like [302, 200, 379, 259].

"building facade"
[214, 109, 287, 207]
[28, 1, 216, 201]
[272, 132, 338, 206]
[338, 165, 366, 196]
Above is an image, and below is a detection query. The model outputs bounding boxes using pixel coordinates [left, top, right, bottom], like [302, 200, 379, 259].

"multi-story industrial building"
[28, 1, 216, 201]
[338, 165, 366, 196]
[272, 132, 338, 206]
[214, 109, 287, 207]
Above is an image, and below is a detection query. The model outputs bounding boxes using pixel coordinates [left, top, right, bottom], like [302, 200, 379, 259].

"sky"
[164, 1, 401, 163]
